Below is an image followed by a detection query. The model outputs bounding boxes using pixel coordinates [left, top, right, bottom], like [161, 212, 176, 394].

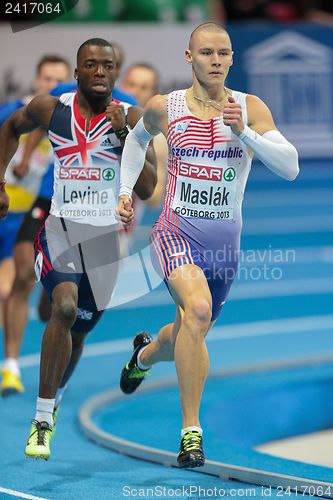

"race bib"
[172, 162, 237, 220]
[55, 165, 119, 225]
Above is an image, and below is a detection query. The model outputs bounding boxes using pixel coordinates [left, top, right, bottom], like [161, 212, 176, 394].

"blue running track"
[0, 159, 332, 499]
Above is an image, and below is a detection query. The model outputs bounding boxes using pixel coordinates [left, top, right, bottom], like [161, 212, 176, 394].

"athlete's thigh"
[34, 220, 82, 300]
[167, 263, 212, 312]
[13, 241, 35, 274]
[151, 228, 212, 310]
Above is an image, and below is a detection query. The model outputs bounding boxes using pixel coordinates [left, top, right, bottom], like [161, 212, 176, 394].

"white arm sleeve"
[119, 118, 156, 197]
[239, 125, 299, 181]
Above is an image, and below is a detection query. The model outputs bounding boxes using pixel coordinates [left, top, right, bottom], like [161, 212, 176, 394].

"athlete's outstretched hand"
[223, 96, 244, 136]
[117, 194, 134, 226]
[0, 182, 9, 218]
[106, 102, 126, 131]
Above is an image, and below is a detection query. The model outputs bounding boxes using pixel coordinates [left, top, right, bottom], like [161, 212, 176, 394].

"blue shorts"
[34, 216, 121, 333]
[150, 228, 238, 321]
[0, 211, 25, 261]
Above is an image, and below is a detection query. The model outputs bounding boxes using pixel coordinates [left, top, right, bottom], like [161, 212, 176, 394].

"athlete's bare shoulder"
[26, 94, 59, 129]
[148, 94, 168, 106]
[246, 93, 268, 110]
[144, 94, 168, 135]
[5, 94, 58, 137]
[246, 93, 276, 134]
[145, 94, 167, 114]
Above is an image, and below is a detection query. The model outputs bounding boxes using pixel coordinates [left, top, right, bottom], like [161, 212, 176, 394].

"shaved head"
[189, 22, 231, 51]
[77, 38, 113, 64]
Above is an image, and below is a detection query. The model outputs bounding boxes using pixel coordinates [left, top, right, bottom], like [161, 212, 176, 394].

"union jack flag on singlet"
[48, 92, 131, 226]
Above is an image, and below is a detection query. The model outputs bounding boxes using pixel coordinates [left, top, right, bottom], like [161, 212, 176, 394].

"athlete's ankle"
[137, 345, 152, 370]
[35, 397, 55, 427]
[181, 426, 202, 437]
[3, 357, 20, 376]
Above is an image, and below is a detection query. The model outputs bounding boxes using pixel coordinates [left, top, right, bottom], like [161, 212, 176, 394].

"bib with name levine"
[48, 92, 130, 227]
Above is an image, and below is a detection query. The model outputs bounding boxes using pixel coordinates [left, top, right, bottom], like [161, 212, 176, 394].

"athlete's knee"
[51, 296, 77, 327]
[0, 259, 15, 300]
[13, 264, 35, 293]
[183, 298, 212, 331]
[0, 283, 11, 302]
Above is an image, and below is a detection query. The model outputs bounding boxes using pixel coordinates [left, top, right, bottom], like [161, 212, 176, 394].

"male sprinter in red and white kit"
[117, 23, 299, 468]
[0, 38, 156, 460]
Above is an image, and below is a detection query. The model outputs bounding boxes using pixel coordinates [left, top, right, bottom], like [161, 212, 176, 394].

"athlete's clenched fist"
[223, 96, 244, 136]
[116, 194, 134, 226]
[106, 102, 126, 132]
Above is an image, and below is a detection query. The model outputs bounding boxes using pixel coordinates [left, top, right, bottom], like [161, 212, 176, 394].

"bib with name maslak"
[165, 89, 252, 223]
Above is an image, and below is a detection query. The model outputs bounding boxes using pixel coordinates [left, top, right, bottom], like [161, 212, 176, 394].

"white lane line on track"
[0, 487, 49, 500]
[209, 314, 333, 340]
[9, 314, 333, 370]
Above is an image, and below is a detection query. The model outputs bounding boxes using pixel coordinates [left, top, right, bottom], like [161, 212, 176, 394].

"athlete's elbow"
[287, 164, 299, 181]
[283, 147, 299, 181]
[286, 153, 300, 181]
[282, 163, 299, 181]
[4, 115, 20, 140]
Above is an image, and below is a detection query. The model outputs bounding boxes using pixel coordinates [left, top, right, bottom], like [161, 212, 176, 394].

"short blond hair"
[189, 22, 231, 51]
